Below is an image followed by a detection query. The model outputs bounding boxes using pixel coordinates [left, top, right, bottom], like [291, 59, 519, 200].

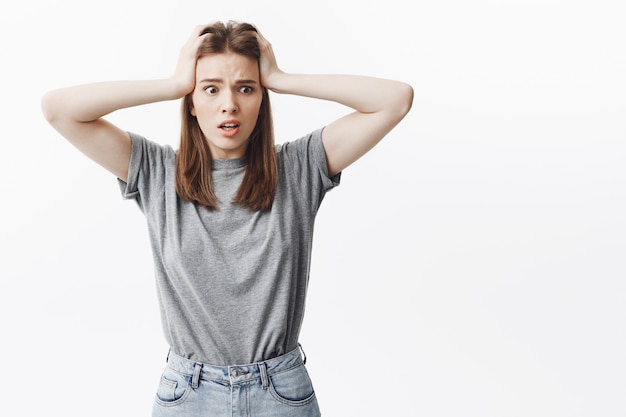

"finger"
[255, 33, 272, 51]
[187, 25, 211, 50]
[195, 23, 212, 33]
[254, 27, 266, 42]
[190, 24, 206, 40]
[191, 23, 214, 41]
[251, 25, 268, 42]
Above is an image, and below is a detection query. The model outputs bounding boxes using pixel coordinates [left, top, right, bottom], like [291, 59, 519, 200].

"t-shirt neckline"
[211, 157, 247, 171]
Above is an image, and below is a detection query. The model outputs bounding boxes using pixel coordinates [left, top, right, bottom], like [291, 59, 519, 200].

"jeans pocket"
[268, 364, 317, 406]
[154, 367, 192, 407]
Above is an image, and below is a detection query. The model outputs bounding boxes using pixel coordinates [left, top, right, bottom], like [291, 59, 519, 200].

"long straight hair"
[176, 21, 277, 211]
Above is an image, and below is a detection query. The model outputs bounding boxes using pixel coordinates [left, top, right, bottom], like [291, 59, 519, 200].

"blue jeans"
[152, 345, 321, 417]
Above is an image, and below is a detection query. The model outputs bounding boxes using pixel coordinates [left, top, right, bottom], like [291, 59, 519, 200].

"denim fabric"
[152, 345, 321, 417]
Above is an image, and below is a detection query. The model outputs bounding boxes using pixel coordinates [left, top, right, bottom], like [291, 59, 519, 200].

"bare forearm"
[41, 78, 184, 123]
[265, 72, 413, 116]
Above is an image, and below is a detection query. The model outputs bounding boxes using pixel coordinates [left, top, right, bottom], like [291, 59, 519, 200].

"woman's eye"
[239, 86, 253, 94]
[205, 86, 218, 94]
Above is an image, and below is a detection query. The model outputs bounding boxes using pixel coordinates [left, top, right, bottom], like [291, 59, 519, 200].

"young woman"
[42, 21, 413, 417]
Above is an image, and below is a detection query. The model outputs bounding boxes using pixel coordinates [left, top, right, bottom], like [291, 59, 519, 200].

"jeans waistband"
[165, 345, 306, 387]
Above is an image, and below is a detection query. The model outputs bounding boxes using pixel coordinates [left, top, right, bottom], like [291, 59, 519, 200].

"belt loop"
[191, 362, 203, 389]
[259, 362, 269, 389]
[298, 343, 307, 365]
[166, 348, 171, 363]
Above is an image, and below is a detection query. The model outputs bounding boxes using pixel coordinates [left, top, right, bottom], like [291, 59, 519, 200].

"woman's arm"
[41, 26, 208, 182]
[256, 31, 414, 177]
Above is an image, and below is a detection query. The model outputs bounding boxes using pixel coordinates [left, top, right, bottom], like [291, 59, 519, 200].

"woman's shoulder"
[275, 128, 324, 157]
[128, 131, 177, 161]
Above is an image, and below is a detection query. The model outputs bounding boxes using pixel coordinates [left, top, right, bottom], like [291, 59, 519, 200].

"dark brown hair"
[176, 21, 277, 211]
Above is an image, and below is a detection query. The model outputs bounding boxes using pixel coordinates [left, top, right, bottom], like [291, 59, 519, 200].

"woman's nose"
[221, 92, 238, 113]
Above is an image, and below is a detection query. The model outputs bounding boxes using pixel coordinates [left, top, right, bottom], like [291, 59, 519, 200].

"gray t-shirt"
[118, 128, 339, 365]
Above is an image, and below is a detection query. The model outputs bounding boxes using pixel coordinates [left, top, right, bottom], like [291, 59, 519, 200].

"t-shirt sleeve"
[117, 132, 170, 213]
[281, 127, 341, 211]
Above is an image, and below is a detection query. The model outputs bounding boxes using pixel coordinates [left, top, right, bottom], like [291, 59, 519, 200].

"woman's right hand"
[170, 25, 211, 97]
[41, 25, 211, 181]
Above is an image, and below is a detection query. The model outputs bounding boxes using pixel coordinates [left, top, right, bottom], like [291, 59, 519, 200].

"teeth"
[222, 123, 237, 128]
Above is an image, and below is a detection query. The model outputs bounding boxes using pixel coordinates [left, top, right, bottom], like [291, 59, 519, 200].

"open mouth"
[220, 123, 240, 131]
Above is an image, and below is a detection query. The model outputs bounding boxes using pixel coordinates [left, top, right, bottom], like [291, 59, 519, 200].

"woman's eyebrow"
[198, 78, 258, 84]
[236, 79, 259, 85]
[198, 78, 223, 84]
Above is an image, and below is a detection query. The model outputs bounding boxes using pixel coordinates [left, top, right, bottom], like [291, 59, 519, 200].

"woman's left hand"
[255, 28, 285, 90]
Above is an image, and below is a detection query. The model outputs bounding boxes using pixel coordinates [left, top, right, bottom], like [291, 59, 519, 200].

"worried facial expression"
[191, 52, 263, 159]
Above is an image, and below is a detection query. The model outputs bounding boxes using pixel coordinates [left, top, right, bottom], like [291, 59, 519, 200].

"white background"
[1, 0, 625, 416]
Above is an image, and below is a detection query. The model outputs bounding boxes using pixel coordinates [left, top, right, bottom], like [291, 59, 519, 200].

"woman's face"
[191, 52, 263, 159]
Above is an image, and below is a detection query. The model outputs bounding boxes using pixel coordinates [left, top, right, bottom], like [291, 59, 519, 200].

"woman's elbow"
[397, 82, 414, 117]
[41, 90, 60, 124]
[388, 82, 414, 124]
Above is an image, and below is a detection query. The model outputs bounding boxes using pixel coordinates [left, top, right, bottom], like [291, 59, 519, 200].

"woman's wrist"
[164, 76, 195, 99]
[263, 70, 289, 94]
